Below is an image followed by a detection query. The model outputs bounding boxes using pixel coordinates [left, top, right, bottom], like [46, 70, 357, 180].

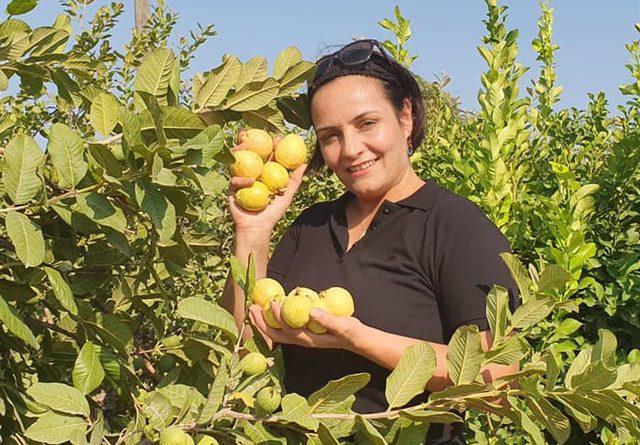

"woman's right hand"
[227, 130, 308, 234]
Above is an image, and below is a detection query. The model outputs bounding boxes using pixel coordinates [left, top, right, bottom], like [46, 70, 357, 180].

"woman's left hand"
[248, 301, 364, 351]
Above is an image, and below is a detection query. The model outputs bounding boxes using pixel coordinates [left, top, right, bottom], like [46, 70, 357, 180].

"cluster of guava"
[251, 278, 355, 334]
[230, 129, 308, 212]
[238, 351, 283, 414]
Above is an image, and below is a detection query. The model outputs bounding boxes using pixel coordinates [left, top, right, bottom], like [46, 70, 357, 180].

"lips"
[347, 158, 378, 172]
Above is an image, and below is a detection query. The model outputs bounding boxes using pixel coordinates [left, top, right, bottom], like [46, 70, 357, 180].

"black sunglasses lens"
[314, 56, 333, 79]
[339, 41, 374, 65]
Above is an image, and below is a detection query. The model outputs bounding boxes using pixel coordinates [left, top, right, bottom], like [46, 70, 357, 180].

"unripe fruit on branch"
[239, 352, 267, 375]
[255, 386, 282, 413]
[160, 426, 193, 445]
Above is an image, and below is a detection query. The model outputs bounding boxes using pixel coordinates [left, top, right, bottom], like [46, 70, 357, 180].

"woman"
[221, 39, 519, 444]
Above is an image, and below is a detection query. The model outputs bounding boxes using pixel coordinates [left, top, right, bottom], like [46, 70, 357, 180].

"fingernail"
[310, 308, 323, 317]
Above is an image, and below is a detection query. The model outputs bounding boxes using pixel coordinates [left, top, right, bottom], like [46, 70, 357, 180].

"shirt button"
[383, 207, 390, 215]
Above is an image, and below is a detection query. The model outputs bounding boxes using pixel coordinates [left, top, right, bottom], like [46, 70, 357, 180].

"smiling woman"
[221, 39, 520, 445]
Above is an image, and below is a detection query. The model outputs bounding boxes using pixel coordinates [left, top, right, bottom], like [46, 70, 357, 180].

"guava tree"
[0, 1, 639, 444]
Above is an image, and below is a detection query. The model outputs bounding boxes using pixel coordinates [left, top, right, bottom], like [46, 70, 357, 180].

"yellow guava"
[229, 150, 263, 179]
[260, 161, 289, 193]
[281, 290, 313, 328]
[160, 426, 193, 445]
[288, 286, 319, 301]
[251, 278, 285, 308]
[255, 386, 282, 413]
[306, 298, 329, 334]
[263, 293, 284, 329]
[235, 181, 270, 212]
[241, 128, 273, 161]
[239, 352, 267, 375]
[275, 134, 307, 170]
[319, 287, 355, 317]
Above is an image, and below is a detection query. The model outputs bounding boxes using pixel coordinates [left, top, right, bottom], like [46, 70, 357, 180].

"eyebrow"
[315, 111, 378, 133]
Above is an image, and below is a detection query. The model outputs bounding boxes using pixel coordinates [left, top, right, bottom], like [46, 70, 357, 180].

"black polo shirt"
[266, 179, 518, 443]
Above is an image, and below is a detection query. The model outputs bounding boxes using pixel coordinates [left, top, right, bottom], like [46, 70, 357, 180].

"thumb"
[308, 307, 342, 332]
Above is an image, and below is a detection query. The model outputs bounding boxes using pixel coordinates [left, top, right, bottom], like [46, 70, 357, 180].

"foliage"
[0, 0, 638, 444]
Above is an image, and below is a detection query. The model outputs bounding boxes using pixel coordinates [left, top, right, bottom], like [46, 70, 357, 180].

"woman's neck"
[349, 169, 426, 218]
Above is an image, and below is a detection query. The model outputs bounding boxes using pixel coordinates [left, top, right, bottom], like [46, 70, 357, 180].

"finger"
[280, 163, 308, 201]
[236, 128, 247, 144]
[231, 141, 250, 152]
[227, 177, 255, 196]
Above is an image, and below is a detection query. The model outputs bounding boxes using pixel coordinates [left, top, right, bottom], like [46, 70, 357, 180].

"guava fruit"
[157, 354, 177, 373]
[161, 335, 181, 348]
[320, 287, 355, 317]
[275, 134, 307, 170]
[159, 426, 193, 445]
[251, 278, 285, 308]
[288, 286, 319, 300]
[307, 297, 330, 334]
[281, 290, 313, 328]
[241, 128, 273, 161]
[255, 386, 282, 413]
[263, 293, 284, 329]
[239, 352, 267, 375]
[235, 181, 270, 211]
[195, 435, 219, 445]
[260, 161, 289, 193]
[229, 150, 263, 179]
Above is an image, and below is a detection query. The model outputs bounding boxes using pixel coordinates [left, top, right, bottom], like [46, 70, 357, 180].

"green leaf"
[317, 423, 341, 445]
[4, 134, 44, 204]
[73, 341, 105, 394]
[526, 396, 571, 444]
[571, 362, 617, 391]
[483, 335, 529, 366]
[447, 325, 483, 385]
[593, 328, 617, 368]
[486, 285, 510, 342]
[507, 396, 545, 445]
[196, 55, 241, 108]
[499, 252, 531, 303]
[27, 382, 90, 417]
[176, 297, 238, 341]
[398, 410, 463, 424]
[225, 77, 279, 112]
[6, 210, 45, 267]
[242, 106, 286, 133]
[44, 267, 77, 315]
[47, 123, 88, 188]
[134, 48, 175, 103]
[6, 0, 37, 15]
[308, 373, 370, 412]
[25, 411, 87, 445]
[229, 256, 247, 290]
[277, 61, 316, 96]
[565, 347, 592, 388]
[74, 192, 127, 233]
[273, 46, 302, 80]
[0, 70, 8, 91]
[235, 56, 268, 90]
[280, 393, 319, 431]
[134, 179, 176, 240]
[537, 265, 571, 292]
[90, 92, 120, 136]
[553, 394, 597, 434]
[141, 392, 172, 431]
[510, 296, 555, 331]
[385, 342, 436, 409]
[0, 293, 37, 347]
[355, 415, 388, 445]
[28, 26, 69, 56]
[198, 361, 227, 424]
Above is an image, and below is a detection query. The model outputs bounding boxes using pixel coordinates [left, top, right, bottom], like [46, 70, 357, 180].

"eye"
[361, 120, 376, 128]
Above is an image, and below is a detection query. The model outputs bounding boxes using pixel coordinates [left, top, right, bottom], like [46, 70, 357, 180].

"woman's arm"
[348, 323, 518, 393]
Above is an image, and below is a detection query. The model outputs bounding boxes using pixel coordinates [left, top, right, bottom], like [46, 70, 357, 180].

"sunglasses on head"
[312, 39, 396, 85]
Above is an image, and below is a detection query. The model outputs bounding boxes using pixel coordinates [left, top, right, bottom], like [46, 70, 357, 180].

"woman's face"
[310, 75, 413, 200]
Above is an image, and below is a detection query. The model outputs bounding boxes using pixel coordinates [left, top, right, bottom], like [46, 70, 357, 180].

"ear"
[399, 97, 413, 140]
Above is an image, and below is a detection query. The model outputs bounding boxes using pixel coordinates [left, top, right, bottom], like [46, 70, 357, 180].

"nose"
[340, 127, 365, 161]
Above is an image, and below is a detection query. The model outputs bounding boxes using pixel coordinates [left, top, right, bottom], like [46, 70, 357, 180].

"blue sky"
[5, 0, 640, 112]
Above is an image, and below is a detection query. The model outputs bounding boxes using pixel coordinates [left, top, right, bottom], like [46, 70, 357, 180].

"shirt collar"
[337, 178, 438, 212]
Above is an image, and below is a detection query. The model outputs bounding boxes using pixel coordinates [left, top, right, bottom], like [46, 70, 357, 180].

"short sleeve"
[266, 217, 303, 283]
[430, 198, 519, 341]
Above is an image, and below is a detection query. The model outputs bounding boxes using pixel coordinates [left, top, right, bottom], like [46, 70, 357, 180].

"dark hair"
[306, 46, 425, 174]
